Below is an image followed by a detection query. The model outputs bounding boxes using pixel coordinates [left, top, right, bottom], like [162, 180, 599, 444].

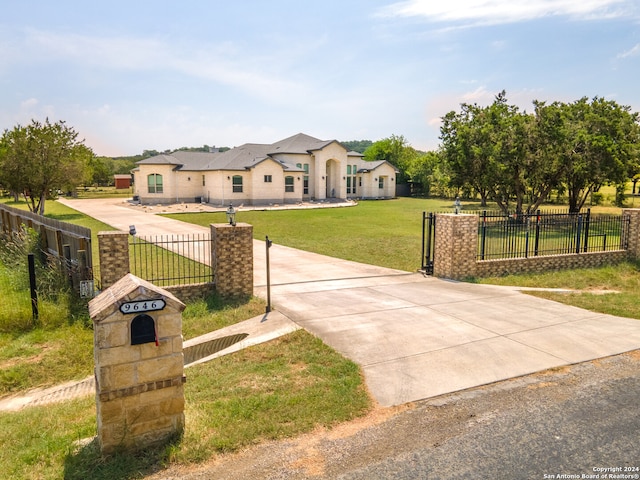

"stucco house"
[131, 133, 399, 205]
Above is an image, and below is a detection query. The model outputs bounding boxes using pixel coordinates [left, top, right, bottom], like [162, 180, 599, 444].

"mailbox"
[89, 273, 186, 455]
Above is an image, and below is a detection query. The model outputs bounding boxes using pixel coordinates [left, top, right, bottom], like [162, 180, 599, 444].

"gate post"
[433, 213, 477, 280]
[98, 231, 130, 289]
[211, 223, 253, 298]
[622, 208, 640, 260]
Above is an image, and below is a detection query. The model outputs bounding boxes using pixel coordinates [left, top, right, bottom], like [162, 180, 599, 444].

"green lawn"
[166, 197, 456, 272]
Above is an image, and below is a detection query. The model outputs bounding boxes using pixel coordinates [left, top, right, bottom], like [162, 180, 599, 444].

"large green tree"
[363, 134, 418, 183]
[562, 97, 640, 212]
[440, 92, 640, 214]
[440, 91, 533, 212]
[0, 119, 94, 215]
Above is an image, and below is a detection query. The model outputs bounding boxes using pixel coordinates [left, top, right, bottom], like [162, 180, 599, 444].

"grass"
[1, 330, 371, 480]
[166, 197, 456, 272]
[476, 260, 640, 320]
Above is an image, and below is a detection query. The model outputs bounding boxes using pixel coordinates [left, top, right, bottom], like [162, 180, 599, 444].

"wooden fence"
[0, 203, 94, 296]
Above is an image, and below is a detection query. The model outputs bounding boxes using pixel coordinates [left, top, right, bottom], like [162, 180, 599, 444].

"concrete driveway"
[59, 198, 640, 406]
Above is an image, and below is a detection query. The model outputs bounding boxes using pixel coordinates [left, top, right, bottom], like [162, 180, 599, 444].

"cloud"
[22, 29, 309, 104]
[377, 0, 633, 26]
[617, 43, 640, 59]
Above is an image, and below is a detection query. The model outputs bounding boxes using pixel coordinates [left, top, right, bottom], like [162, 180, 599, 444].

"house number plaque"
[120, 299, 166, 314]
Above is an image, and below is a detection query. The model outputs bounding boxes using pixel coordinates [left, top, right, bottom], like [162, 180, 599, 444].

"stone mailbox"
[89, 274, 186, 455]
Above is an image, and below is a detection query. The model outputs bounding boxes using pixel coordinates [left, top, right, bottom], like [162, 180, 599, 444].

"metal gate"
[421, 212, 436, 275]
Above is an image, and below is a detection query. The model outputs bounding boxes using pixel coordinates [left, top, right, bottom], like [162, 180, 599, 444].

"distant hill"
[341, 140, 373, 153]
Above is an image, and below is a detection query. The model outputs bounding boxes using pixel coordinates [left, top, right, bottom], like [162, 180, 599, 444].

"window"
[232, 175, 243, 193]
[379, 177, 384, 189]
[147, 174, 163, 194]
[303, 164, 309, 174]
[202, 175, 206, 186]
[303, 176, 309, 195]
[347, 165, 357, 194]
[285, 176, 294, 192]
[264, 175, 272, 183]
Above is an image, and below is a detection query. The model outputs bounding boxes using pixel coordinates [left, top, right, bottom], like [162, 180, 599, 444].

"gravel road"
[147, 350, 640, 480]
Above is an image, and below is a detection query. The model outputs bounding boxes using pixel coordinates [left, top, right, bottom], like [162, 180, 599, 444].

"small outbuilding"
[114, 174, 132, 189]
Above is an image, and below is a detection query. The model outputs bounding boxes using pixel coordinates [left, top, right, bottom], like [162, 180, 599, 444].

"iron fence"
[129, 233, 213, 287]
[478, 209, 629, 260]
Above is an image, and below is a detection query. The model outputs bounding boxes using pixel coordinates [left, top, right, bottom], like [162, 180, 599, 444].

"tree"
[439, 91, 640, 214]
[0, 119, 94, 215]
[363, 134, 417, 183]
[440, 91, 532, 212]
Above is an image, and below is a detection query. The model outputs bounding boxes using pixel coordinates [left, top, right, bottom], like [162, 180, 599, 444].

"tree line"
[2, 92, 639, 215]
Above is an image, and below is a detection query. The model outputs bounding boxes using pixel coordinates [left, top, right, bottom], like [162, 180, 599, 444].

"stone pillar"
[433, 214, 478, 280]
[622, 208, 640, 260]
[211, 223, 253, 298]
[98, 231, 130, 289]
[89, 274, 186, 456]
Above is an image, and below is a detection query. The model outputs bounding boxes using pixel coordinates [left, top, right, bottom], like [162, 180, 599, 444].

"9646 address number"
[119, 299, 166, 314]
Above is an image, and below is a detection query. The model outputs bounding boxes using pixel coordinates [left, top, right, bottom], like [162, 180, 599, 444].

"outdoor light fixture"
[454, 196, 462, 215]
[226, 204, 236, 226]
[129, 225, 137, 236]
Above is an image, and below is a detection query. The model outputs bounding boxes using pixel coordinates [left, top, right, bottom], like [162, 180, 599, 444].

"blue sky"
[1, 0, 639, 156]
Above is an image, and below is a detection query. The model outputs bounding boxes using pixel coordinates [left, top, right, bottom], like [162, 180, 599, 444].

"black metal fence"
[478, 209, 629, 260]
[129, 234, 213, 287]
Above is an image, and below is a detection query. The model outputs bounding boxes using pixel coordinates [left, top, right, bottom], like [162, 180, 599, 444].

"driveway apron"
[60, 198, 640, 406]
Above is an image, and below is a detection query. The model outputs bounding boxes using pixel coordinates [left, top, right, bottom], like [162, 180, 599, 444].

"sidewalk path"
[50, 198, 640, 407]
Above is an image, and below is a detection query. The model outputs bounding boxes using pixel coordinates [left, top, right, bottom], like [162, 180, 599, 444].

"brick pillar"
[211, 223, 253, 298]
[98, 231, 130, 289]
[433, 214, 478, 280]
[622, 208, 640, 260]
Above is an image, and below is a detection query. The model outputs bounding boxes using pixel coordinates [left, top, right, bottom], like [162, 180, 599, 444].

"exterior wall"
[171, 170, 202, 202]
[134, 164, 177, 205]
[358, 163, 397, 199]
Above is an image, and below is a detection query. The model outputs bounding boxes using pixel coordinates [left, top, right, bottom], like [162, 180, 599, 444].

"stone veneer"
[89, 274, 186, 455]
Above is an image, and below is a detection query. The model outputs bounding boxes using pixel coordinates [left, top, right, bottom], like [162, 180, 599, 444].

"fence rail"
[0, 203, 93, 294]
[129, 234, 213, 287]
[478, 209, 629, 260]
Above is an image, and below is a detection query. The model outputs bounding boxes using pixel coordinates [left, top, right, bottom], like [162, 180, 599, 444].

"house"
[132, 133, 399, 205]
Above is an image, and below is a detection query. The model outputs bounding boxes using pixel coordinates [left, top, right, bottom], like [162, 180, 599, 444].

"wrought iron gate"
[421, 212, 436, 275]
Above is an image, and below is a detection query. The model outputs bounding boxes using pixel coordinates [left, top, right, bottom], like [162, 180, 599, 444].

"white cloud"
[617, 43, 640, 59]
[22, 29, 309, 104]
[378, 0, 633, 26]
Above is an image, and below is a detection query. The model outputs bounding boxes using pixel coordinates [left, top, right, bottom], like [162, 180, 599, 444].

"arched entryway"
[325, 159, 340, 198]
